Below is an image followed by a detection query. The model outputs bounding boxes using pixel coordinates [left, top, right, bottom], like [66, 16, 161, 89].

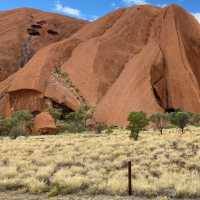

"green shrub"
[61, 105, 91, 133]
[127, 111, 149, 140]
[48, 107, 63, 121]
[9, 125, 28, 139]
[150, 112, 168, 135]
[168, 112, 191, 134]
[0, 110, 33, 138]
[60, 121, 86, 133]
[12, 110, 33, 122]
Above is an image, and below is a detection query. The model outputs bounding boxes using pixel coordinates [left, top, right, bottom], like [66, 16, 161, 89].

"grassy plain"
[0, 128, 200, 198]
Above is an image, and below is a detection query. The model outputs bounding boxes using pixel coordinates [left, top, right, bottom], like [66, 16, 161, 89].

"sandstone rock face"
[33, 112, 57, 134]
[0, 8, 87, 81]
[1, 4, 200, 126]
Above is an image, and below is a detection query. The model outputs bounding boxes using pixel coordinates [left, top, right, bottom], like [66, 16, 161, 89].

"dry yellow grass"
[0, 127, 200, 197]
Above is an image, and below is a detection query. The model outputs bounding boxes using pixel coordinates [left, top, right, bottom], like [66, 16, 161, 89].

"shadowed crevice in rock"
[150, 49, 169, 111]
[47, 29, 59, 36]
[31, 24, 42, 29]
[19, 36, 34, 68]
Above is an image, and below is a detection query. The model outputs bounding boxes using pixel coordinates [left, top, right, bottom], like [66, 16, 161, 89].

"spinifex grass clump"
[1, 129, 200, 197]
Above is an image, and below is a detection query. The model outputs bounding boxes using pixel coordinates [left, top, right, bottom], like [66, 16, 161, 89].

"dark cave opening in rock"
[47, 29, 59, 36]
[27, 28, 40, 36]
[153, 88, 180, 114]
[31, 24, 42, 29]
[51, 101, 75, 120]
[32, 111, 40, 117]
[165, 108, 182, 113]
[165, 108, 176, 113]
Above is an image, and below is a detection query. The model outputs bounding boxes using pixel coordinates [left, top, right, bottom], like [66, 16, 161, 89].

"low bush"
[9, 125, 28, 139]
[60, 105, 91, 133]
[48, 107, 63, 121]
[168, 112, 191, 134]
[127, 111, 149, 140]
[60, 121, 86, 133]
[0, 110, 33, 139]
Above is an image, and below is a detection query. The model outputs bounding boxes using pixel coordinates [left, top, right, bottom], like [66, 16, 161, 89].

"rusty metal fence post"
[128, 161, 132, 196]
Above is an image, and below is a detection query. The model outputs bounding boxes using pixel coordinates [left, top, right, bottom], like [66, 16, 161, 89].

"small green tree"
[168, 112, 191, 134]
[150, 113, 168, 135]
[127, 111, 149, 140]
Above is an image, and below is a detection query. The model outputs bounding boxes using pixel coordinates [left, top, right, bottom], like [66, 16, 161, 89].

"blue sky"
[1, 0, 200, 22]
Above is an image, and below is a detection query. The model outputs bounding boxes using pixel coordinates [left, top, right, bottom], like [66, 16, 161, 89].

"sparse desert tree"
[127, 111, 149, 140]
[168, 112, 191, 134]
[150, 112, 168, 135]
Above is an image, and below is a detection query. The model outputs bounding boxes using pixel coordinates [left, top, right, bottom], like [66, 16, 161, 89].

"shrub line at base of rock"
[1, 107, 200, 140]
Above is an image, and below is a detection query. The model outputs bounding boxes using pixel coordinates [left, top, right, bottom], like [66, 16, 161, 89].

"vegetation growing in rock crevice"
[53, 68, 87, 105]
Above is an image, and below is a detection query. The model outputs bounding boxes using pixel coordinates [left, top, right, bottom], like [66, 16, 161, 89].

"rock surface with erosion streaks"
[1, 4, 200, 126]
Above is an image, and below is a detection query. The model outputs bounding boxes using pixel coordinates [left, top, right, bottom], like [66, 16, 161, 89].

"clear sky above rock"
[1, 0, 200, 22]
